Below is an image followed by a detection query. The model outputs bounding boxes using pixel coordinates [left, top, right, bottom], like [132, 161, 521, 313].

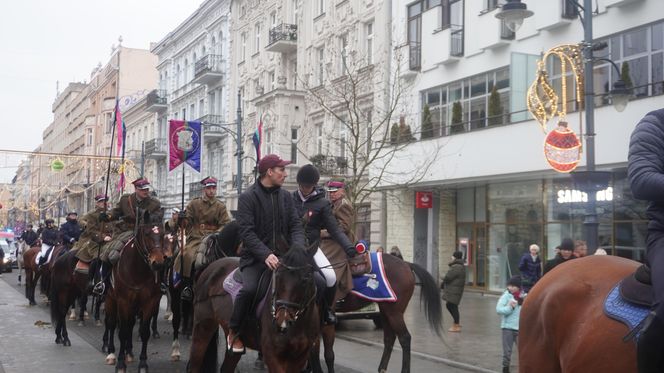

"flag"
[169, 120, 202, 172]
[252, 116, 263, 162]
[114, 100, 125, 156]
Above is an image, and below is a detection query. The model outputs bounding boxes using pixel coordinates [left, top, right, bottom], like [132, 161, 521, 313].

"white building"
[151, 0, 232, 212]
[382, 0, 660, 290]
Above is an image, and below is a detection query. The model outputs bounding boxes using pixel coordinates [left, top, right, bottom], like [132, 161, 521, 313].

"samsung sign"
[557, 187, 613, 204]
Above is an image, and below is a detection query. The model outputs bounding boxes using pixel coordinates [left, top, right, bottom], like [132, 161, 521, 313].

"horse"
[519, 255, 640, 373]
[49, 250, 89, 346]
[101, 213, 173, 373]
[23, 242, 66, 306]
[311, 253, 443, 373]
[188, 248, 320, 373]
[168, 221, 242, 362]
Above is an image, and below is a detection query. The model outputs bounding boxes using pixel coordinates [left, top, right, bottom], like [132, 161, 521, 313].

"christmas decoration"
[50, 158, 65, 172]
[544, 122, 581, 173]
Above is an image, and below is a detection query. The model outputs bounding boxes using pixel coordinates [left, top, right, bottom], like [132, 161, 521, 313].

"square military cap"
[201, 176, 218, 187]
[132, 177, 151, 190]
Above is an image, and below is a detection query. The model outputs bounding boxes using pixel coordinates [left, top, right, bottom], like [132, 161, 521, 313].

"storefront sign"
[556, 187, 613, 204]
[416, 191, 433, 209]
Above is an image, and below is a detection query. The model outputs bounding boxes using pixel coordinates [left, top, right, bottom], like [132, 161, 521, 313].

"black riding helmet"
[45, 219, 54, 225]
[296, 164, 320, 186]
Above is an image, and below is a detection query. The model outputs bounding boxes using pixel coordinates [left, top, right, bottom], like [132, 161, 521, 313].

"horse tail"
[201, 329, 218, 372]
[408, 262, 443, 337]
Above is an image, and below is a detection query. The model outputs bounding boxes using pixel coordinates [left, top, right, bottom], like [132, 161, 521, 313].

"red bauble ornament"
[544, 122, 581, 173]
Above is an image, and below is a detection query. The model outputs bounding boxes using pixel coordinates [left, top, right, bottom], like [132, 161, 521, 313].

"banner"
[114, 99, 125, 156]
[252, 116, 263, 162]
[415, 191, 433, 209]
[169, 120, 202, 172]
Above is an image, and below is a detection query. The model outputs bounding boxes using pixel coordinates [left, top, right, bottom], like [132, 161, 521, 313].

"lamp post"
[497, 0, 632, 254]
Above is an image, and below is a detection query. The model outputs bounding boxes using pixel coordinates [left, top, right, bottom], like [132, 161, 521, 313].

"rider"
[170, 176, 231, 301]
[227, 154, 306, 354]
[73, 194, 114, 287]
[36, 219, 58, 268]
[628, 108, 664, 372]
[292, 164, 356, 324]
[60, 211, 82, 250]
[19, 224, 39, 248]
[95, 177, 163, 294]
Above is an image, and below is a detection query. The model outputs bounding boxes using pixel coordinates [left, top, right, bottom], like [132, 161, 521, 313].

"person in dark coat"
[60, 211, 82, 249]
[19, 224, 39, 247]
[227, 154, 306, 354]
[628, 108, 664, 372]
[543, 238, 575, 275]
[441, 251, 466, 332]
[36, 219, 59, 267]
[518, 244, 542, 292]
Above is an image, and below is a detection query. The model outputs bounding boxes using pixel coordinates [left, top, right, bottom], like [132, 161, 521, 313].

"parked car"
[0, 240, 15, 272]
[336, 300, 382, 328]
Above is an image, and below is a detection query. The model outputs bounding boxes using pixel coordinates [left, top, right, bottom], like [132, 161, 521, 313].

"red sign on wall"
[415, 191, 433, 209]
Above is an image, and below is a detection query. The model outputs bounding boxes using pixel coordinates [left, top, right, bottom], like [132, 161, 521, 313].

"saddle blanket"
[223, 268, 268, 319]
[604, 284, 650, 341]
[351, 252, 397, 302]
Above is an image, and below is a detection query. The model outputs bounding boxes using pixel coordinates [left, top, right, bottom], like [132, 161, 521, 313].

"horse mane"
[280, 247, 309, 269]
[217, 221, 241, 255]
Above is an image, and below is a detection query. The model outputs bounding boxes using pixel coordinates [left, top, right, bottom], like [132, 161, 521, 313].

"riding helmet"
[296, 164, 320, 186]
[45, 218, 54, 224]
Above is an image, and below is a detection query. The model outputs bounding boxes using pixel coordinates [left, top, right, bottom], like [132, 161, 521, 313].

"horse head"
[271, 248, 316, 333]
[136, 210, 172, 271]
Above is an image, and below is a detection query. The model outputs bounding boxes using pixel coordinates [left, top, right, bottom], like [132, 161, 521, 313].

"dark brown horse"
[188, 248, 319, 373]
[312, 253, 443, 373]
[102, 215, 172, 373]
[49, 250, 89, 346]
[519, 255, 639, 372]
[23, 242, 65, 306]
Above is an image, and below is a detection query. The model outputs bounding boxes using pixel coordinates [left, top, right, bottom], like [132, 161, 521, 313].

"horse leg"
[116, 317, 128, 373]
[170, 287, 181, 358]
[151, 310, 160, 339]
[220, 349, 242, 373]
[104, 306, 117, 364]
[187, 318, 217, 370]
[382, 312, 411, 373]
[322, 324, 336, 373]
[126, 316, 135, 363]
[377, 314, 398, 373]
[138, 317, 151, 373]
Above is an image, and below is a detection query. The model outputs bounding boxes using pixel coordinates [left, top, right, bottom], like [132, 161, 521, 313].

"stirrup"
[160, 283, 168, 295]
[181, 286, 193, 302]
[92, 282, 105, 296]
[324, 309, 338, 325]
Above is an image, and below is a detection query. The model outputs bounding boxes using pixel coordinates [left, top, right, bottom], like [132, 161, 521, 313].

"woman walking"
[441, 251, 466, 332]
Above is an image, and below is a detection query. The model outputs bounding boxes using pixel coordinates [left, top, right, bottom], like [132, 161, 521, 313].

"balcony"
[192, 55, 223, 85]
[146, 89, 167, 112]
[408, 41, 421, 71]
[450, 26, 464, 57]
[266, 24, 297, 54]
[144, 138, 167, 160]
[197, 114, 231, 139]
[310, 155, 348, 175]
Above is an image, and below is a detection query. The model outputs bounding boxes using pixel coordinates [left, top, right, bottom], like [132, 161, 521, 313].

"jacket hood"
[448, 258, 465, 267]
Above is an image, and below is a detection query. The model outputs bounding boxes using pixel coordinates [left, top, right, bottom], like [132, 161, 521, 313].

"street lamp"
[496, 0, 632, 254]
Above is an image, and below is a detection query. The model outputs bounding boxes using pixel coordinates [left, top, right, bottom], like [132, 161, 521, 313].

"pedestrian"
[441, 251, 466, 332]
[496, 275, 524, 373]
[389, 245, 403, 259]
[518, 244, 541, 292]
[543, 238, 575, 275]
[628, 108, 664, 371]
[227, 154, 306, 353]
[574, 240, 588, 258]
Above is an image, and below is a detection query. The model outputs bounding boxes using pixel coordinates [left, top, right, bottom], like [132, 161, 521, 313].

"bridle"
[271, 262, 317, 324]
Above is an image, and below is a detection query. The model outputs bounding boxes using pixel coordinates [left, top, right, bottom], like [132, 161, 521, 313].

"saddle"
[349, 252, 372, 276]
[619, 264, 653, 307]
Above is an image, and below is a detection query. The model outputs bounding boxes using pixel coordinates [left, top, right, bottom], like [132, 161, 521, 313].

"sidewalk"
[0, 277, 112, 373]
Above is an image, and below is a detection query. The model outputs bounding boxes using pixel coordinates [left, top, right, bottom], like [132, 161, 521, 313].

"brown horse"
[519, 255, 640, 372]
[102, 214, 172, 373]
[49, 250, 89, 346]
[188, 248, 319, 373]
[311, 253, 443, 373]
[23, 243, 65, 306]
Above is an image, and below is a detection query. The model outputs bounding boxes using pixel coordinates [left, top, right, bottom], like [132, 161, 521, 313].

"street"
[0, 269, 502, 373]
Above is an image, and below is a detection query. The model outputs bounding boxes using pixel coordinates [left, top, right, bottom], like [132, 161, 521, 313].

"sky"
[0, 0, 203, 182]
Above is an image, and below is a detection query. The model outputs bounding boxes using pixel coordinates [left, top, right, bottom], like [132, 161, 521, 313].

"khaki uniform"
[74, 207, 115, 262]
[321, 198, 355, 297]
[172, 196, 230, 278]
[104, 193, 163, 260]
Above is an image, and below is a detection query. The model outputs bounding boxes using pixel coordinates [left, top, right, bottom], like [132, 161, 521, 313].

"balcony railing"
[310, 155, 348, 175]
[146, 89, 167, 112]
[409, 41, 421, 71]
[266, 24, 298, 53]
[450, 26, 464, 57]
[144, 138, 167, 159]
[193, 55, 223, 85]
[196, 114, 231, 138]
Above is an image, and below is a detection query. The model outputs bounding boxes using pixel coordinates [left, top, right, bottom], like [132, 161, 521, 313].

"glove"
[98, 212, 110, 222]
[344, 246, 357, 258]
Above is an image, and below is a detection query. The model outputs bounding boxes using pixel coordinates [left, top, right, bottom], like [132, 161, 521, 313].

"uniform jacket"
[41, 226, 59, 246]
[292, 188, 354, 255]
[74, 208, 114, 250]
[174, 196, 231, 240]
[236, 181, 305, 269]
[496, 290, 521, 330]
[20, 230, 39, 246]
[60, 219, 82, 244]
[442, 258, 466, 305]
[110, 193, 163, 232]
[628, 108, 664, 232]
[322, 197, 356, 242]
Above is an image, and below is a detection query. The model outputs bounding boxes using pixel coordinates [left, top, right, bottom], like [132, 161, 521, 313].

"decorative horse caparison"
[519, 255, 640, 373]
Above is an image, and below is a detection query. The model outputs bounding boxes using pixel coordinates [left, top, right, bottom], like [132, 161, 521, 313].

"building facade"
[380, 0, 658, 290]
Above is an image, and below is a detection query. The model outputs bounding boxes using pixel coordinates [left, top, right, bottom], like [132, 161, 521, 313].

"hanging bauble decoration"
[544, 121, 581, 173]
[50, 158, 65, 172]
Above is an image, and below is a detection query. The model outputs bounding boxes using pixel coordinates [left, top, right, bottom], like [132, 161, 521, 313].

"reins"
[271, 262, 317, 322]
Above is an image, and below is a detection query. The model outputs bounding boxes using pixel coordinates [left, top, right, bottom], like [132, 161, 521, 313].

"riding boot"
[637, 312, 664, 373]
[502, 367, 510, 373]
[322, 286, 337, 325]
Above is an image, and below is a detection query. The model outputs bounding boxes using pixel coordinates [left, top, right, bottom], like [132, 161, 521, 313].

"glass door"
[457, 223, 487, 289]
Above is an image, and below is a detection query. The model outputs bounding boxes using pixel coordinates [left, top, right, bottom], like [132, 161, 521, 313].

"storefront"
[455, 169, 647, 292]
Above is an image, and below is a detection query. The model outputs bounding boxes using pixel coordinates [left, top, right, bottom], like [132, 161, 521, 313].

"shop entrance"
[457, 223, 487, 289]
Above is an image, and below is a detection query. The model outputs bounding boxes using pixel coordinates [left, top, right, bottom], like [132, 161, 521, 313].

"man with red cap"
[73, 194, 114, 288]
[227, 154, 306, 353]
[96, 177, 163, 294]
[170, 176, 230, 300]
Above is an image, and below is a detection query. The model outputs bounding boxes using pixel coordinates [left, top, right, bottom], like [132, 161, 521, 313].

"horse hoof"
[63, 339, 71, 347]
[69, 314, 76, 321]
[77, 321, 85, 327]
[126, 354, 134, 363]
[84, 311, 90, 320]
[55, 337, 62, 344]
[152, 331, 160, 339]
[96, 320, 103, 327]
[29, 301, 36, 306]
[105, 353, 116, 365]
[139, 366, 148, 373]
[163, 311, 172, 320]
[170, 353, 180, 362]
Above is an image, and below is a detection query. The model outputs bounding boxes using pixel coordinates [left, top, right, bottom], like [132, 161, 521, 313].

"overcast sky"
[0, 0, 202, 182]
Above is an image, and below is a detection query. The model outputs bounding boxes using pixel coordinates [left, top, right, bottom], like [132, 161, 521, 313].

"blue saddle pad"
[351, 252, 397, 302]
[604, 284, 650, 341]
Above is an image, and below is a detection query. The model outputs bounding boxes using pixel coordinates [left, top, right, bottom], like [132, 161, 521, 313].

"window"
[339, 34, 348, 75]
[317, 0, 325, 16]
[87, 128, 93, 146]
[316, 123, 323, 154]
[269, 71, 276, 91]
[339, 120, 347, 159]
[270, 11, 277, 29]
[366, 110, 372, 154]
[366, 21, 374, 65]
[442, 0, 463, 30]
[291, 128, 298, 163]
[254, 23, 261, 54]
[182, 108, 187, 120]
[199, 99, 205, 118]
[266, 128, 273, 154]
[176, 64, 181, 87]
[190, 104, 195, 120]
[184, 59, 189, 83]
[291, 0, 299, 24]
[240, 32, 247, 62]
[408, 1, 423, 70]
[317, 47, 325, 85]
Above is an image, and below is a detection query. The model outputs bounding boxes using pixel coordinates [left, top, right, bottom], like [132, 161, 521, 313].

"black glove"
[344, 246, 357, 258]
[98, 212, 110, 222]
